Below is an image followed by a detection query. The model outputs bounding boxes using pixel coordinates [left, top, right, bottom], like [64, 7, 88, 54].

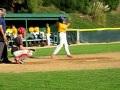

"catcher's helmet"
[18, 27, 26, 37]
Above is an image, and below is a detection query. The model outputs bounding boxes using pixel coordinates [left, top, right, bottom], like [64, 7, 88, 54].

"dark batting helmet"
[58, 16, 66, 23]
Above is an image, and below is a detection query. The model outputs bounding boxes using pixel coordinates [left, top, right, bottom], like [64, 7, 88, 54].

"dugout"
[5, 13, 69, 46]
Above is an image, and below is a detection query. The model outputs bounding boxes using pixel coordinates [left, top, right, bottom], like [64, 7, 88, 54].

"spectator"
[33, 26, 39, 39]
[6, 26, 13, 41]
[12, 25, 18, 38]
[29, 26, 34, 34]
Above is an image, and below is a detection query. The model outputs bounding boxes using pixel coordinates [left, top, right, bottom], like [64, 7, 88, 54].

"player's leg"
[47, 34, 51, 46]
[13, 50, 30, 64]
[63, 33, 73, 58]
[51, 32, 64, 58]
[1, 43, 11, 63]
[0, 42, 4, 60]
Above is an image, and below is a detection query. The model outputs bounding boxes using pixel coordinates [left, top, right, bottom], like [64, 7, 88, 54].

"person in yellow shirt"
[46, 23, 51, 46]
[34, 26, 39, 32]
[12, 25, 18, 38]
[6, 27, 12, 34]
[33, 26, 39, 39]
[51, 16, 73, 59]
[29, 26, 34, 33]
[6, 26, 13, 40]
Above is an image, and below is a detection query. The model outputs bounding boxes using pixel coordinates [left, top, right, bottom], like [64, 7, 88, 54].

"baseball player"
[11, 27, 35, 64]
[46, 23, 51, 46]
[12, 25, 18, 38]
[51, 16, 73, 59]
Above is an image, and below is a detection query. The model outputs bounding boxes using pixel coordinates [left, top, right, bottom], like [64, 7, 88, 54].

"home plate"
[85, 59, 99, 62]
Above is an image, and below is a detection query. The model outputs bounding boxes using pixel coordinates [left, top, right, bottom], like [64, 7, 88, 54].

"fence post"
[25, 20, 28, 47]
[76, 29, 80, 44]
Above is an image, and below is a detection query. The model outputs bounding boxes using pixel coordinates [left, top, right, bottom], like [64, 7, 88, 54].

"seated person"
[11, 29, 35, 64]
[6, 26, 13, 41]
[12, 25, 18, 38]
[29, 26, 34, 34]
[33, 26, 40, 39]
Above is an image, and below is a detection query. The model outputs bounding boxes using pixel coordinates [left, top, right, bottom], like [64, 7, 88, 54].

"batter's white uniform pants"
[53, 32, 70, 55]
[46, 34, 51, 46]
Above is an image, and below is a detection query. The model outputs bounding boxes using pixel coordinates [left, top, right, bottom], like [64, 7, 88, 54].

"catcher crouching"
[11, 27, 35, 64]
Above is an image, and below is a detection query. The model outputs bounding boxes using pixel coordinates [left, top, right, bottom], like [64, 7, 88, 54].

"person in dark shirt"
[11, 28, 35, 64]
[0, 8, 11, 63]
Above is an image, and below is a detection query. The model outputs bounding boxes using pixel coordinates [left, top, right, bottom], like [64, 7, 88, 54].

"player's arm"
[19, 45, 27, 50]
[66, 23, 70, 28]
[17, 36, 27, 50]
[0, 25, 7, 42]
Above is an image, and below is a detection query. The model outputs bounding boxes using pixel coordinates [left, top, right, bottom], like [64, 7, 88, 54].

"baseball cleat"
[15, 57, 23, 64]
[51, 54, 56, 59]
[67, 55, 74, 58]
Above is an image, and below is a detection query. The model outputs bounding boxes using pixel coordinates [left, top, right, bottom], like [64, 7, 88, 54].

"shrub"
[42, 0, 52, 6]
[27, 0, 43, 13]
[101, 0, 119, 10]
[89, 1, 110, 25]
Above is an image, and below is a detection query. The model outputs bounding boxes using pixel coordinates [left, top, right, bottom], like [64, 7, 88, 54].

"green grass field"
[8, 43, 120, 57]
[27, 43, 120, 57]
[4, 43, 120, 90]
[0, 69, 120, 90]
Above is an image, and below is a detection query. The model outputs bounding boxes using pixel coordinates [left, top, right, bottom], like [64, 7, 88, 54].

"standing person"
[11, 28, 35, 64]
[51, 16, 73, 59]
[46, 23, 51, 46]
[0, 8, 11, 63]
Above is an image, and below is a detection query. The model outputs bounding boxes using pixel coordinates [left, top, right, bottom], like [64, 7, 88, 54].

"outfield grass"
[0, 69, 120, 90]
[8, 43, 120, 57]
[24, 43, 120, 57]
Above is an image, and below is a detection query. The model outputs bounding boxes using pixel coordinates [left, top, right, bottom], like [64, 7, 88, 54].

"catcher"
[11, 27, 35, 64]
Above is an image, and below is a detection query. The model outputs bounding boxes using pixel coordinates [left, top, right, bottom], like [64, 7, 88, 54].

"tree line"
[1, 0, 119, 13]
[0, 0, 119, 25]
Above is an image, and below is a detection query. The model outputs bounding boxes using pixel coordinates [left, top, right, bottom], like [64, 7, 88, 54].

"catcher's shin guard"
[15, 54, 29, 64]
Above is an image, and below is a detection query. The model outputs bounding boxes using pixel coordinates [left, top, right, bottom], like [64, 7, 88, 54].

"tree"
[101, 0, 119, 10]
[27, 0, 42, 13]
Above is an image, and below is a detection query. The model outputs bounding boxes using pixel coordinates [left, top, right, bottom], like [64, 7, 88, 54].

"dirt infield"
[0, 52, 120, 73]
